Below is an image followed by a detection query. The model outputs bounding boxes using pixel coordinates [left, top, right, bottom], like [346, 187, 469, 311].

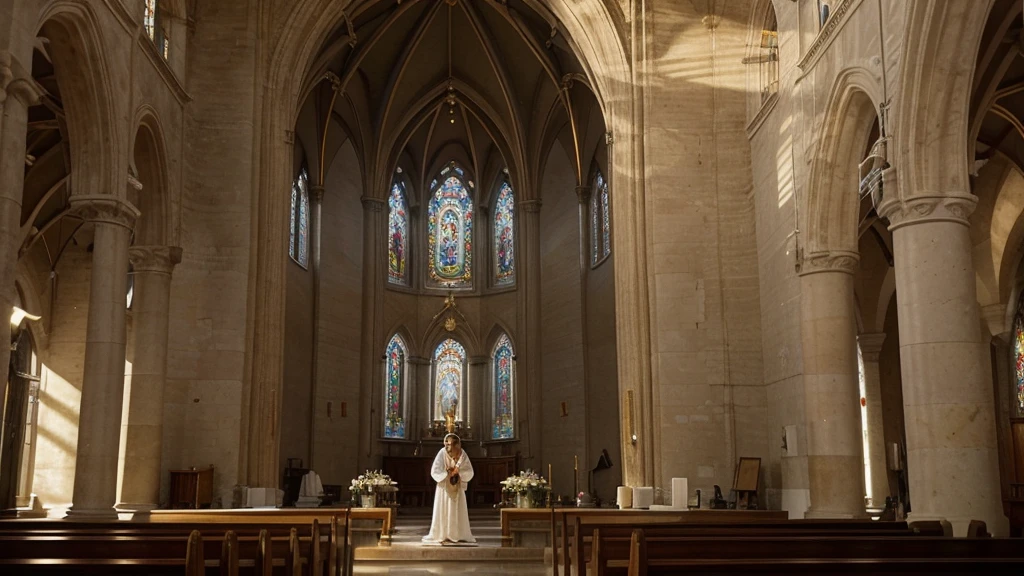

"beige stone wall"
[313, 142, 364, 485]
[645, 0, 766, 503]
[586, 225, 621, 500]
[539, 145, 586, 495]
[282, 256, 314, 470]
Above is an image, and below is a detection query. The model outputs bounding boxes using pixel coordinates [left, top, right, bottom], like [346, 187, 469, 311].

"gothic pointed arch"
[490, 332, 516, 440]
[432, 337, 468, 424]
[590, 168, 611, 266]
[427, 161, 474, 289]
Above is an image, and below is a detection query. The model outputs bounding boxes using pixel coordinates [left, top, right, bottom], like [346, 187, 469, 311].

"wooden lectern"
[169, 466, 214, 509]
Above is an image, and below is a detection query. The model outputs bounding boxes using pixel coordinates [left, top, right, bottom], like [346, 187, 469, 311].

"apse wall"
[313, 142, 364, 486]
[539, 145, 587, 498]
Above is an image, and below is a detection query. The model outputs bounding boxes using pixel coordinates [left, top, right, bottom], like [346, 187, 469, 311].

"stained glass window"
[428, 164, 473, 288]
[1014, 292, 1024, 415]
[384, 334, 407, 439]
[289, 168, 309, 268]
[494, 182, 515, 286]
[591, 171, 611, 266]
[388, 181, 409, 285]
[144, 1, 157, 40]
[761, 5, 779, 104]
[433, 338, 466, 422]
[143, 0, 168, 60]
[492, 334, 515, 439]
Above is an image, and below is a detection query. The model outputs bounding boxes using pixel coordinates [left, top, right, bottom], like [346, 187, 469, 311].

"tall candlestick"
[574, 455, 579, 496]
[548, 464, 553, 506]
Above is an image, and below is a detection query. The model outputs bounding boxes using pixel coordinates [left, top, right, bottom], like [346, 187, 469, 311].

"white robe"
[422, 448, 476, 543]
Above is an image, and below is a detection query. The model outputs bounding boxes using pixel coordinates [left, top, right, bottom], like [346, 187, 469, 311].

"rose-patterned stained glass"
[1014, 292, 1024, 415]
[492, 334, 515, 440]
[428, 173, 473, 287]
[384, 334, 407, 438]
[494, 182, 515, 286]
[388, 181, 409, 285]
[434, 339, 466, 422]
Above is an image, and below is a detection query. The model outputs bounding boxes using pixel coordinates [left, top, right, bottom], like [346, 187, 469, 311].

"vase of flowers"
[349, 470, 396, 508]
[501, 470, 550, 508]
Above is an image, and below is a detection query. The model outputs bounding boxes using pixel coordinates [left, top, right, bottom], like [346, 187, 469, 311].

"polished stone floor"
[354, 563, 550, 575]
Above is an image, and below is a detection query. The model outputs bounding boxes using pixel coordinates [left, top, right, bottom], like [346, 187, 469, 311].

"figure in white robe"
[422, 433, 476, 543]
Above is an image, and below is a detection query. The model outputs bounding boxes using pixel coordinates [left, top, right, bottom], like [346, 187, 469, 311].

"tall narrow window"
[591, 171, 611, 266]
[289, 168, 310, 268]
[428, 162, 474, 288]
[433, 338, 467, 423]
[144, 1, 157, 39]
[143, 0, 169, 60]
[384, 334, 408, 439]
[491, 334, 515, 440]
[760, 5, 779, 105]
[494, 181, 515, 286]
[1014, 292, 1024, 416]
[388, 180, 409, 285]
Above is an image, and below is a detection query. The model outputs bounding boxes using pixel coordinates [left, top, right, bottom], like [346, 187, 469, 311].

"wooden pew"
[606, 529, 1024, 576]
[0, 515, 351, 576]
[568, 516, 916, 576]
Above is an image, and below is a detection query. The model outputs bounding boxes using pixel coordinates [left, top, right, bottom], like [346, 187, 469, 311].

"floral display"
[500, 470, 550, 507]
[349, 470, 397, 495]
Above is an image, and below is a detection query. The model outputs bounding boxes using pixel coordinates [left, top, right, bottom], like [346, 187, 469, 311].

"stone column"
[798, 251, 866, 518]
[67, 195, 139, 519]
[357, 197, 385, 471]
[0, 67, 40, 423]
[879, 194, 1005, 535]
[517, 198, 542, 469]
[116, 246, 182, 511]
[857, 332, 889, 511]
[575, 185, 592, 471]
[410, 356, 430, 440]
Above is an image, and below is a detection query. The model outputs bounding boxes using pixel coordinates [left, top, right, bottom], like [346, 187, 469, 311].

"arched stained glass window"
[289, 168, 310, 268]
[591, 171, 611, 266]
[384, 334, 408, 439]
[1014, 292, 1024, 415]
[143, 0, 169, 59]
[433, 338, 466, 423]
[388, 180, 409, 285]
[760, 4, 779, 104]
[494, 182, 515, 286]
[428, 164, 474, 288]
[491, 334, 515, 440]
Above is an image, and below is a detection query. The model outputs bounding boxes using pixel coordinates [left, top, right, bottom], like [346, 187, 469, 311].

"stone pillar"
[410, 356, 430, 440]
[879, 194, 1006, 535]
[857, 332, 890, 511]
[67, 196, 139, 519]
[116, 246, 182, 511]
[0, 68, 40, 423]
[798, 251, 866, 518]
[469, 356, 487, 440]
[575, 185, 592, 471]
[357, 197, 385, 471]
[517, 198, 542, 469]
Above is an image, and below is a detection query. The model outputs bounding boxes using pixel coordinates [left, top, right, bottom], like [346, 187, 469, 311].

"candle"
[548, 464, 553, 491]
[574, 455, 579, 497]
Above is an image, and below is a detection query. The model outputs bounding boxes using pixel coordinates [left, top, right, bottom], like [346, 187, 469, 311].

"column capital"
[129, 246, 183, 275]
[878, 193, 977, 231]
[797, 250, 859, 276]
[575, 185, 592, 204]
[309, 184, 325, 204]
[980, 302, 1009, 339]
[69, 195, 139, 230]
[857, 332, 886, 361]
[0, 53, 41, 107]
[361, 196, 386, 212]
[519, 199, 542, 214]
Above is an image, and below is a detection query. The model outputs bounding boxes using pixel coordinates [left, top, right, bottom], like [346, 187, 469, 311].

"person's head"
[444, 433, 461, 456]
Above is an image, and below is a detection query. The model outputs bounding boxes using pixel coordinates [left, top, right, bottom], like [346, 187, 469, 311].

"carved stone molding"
[575, 185, 591, 205]
[129, 246, 183, 275]
[310, 184, 325, 204]
[69, 195, 139, 230]
[746, 92, 778, 139]
[980, 303, 1009, 339]
[797, 0, 865, 73]
[519, 199, 542, 214]
[361, 196, 386, 212]
[857, 332, 886, 362]
[797, 250, 859, 276]
[877, 194, 977, 231]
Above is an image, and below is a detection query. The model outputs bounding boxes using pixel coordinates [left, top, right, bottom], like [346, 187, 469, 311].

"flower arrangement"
[500, 470, 550, 507]
[349, 470, 396, 495]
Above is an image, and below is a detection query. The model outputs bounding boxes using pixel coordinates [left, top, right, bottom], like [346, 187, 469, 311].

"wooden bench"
[0, 515, 353, 575]
[561, 512, 911, 576]
[608, 528, 1024, 576]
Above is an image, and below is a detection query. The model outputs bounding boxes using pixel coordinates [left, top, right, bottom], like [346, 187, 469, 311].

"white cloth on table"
[299, 470, 324, 497]
[422, 448, 476, 543]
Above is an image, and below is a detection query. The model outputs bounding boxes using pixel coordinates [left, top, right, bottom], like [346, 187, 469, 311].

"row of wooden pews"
[0, 512, 354, 575]
[593, 520, 1024, 576]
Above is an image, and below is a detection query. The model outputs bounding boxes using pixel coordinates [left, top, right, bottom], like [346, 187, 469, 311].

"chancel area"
[2, 0, 1024, 573]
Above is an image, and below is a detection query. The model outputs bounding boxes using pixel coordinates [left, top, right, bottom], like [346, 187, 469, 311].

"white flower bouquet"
[500, 469, 550, 499]
[349, 470, 397, 495]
